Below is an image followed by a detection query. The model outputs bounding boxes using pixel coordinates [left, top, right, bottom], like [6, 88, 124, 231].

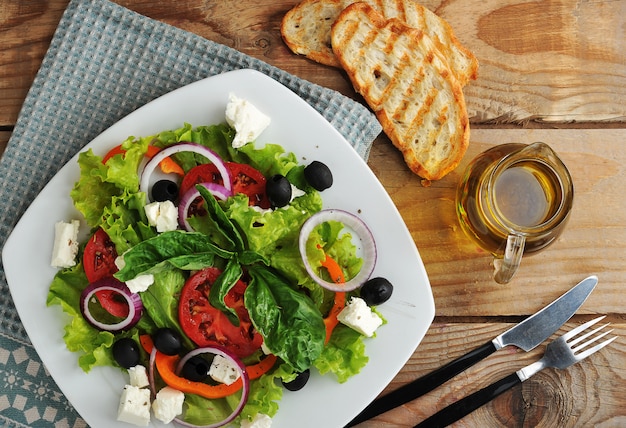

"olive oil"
[457, 144, 572, 256]
[493, 161, 561, 228]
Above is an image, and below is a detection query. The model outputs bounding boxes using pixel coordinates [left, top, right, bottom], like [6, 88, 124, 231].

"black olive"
[152, 327, 183, 356]
[112, 337, 140, 369]
[151, 179, 179, 202]
[180, 354, 210, 382]
[360, 277, 394, 306]
[282, 369, 310, 391]
[304, 161, 333, 191]
[266, 174, 292, 208]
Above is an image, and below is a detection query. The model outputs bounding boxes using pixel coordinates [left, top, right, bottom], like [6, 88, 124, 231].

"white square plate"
[3, 69, 434, 427]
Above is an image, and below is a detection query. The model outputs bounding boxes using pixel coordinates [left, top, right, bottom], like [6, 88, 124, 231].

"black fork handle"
[413, 372, 521, 427]
[345, 341, 497, 427]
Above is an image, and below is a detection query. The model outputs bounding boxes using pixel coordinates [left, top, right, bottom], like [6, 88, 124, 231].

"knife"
[345, 275, 598, 427]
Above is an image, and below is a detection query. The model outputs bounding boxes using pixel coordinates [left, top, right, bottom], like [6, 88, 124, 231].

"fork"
[414, 316, 617, 428]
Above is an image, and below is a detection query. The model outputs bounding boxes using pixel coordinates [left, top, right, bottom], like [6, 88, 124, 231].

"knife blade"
[345, 275, 598, 427]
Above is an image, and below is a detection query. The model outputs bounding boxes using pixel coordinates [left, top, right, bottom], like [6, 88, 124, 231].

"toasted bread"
[281, 0, 478, 85]
[331, 3, 470, 180]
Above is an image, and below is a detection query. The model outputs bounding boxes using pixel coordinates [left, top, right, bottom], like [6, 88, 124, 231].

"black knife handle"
[345, 341, 497, 427]
[413, 372, 521, 428]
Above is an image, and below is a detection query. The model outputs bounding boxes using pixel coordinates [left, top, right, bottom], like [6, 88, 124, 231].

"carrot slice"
[324, 291, 346, 344]
[145, 145, 185, 176]
[318, 249, 347, 343]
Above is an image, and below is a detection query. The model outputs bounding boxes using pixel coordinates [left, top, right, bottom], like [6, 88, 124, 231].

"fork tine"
[569, 322, 611, 348]
[573, 335, 617, 361]
[572, 326, 614, 353]
[562, 316, 606, 341]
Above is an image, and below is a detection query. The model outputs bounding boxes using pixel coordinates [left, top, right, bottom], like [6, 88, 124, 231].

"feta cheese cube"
[128, 365, 149, 388]
[225, 94, 271, 148]
[117, 385, 151, 426]
[115, 255, 126, 270]
[209, 354, 241, 385]
[50, 220, 80, 268]
[126, 274, 154, 293]
[115, 253, 153, 293]
[152, 386, 184, 424]
[289, 184, 305, 202]
[261, 341, 272, 355]
[144, 200, 178, 232]
[337, 297, 383, 337]
[241, 413, 273, 428]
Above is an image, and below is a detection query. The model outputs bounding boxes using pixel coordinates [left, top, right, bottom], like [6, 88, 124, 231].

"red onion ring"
[173, 346, 250, 428]
[148, 347, 157, 399]
[79, 278, 143, 332]
[140, 142, 232, 202]
[178, 182, 233, 231]
[298, 209, 377, 292]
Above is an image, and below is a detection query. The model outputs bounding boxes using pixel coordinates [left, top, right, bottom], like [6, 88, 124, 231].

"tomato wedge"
[178, 267, 263, 358]
[83, 228, 129, 318]
[180, 162, 270, 209]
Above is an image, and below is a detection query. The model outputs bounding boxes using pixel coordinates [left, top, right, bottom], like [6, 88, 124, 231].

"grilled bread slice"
[331, 2, 470, 180]
[281, 0, 478, 85]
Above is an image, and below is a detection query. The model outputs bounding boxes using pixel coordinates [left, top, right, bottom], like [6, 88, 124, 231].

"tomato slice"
[83, 228, 129, 318]
[178, 267, 263, 358]
[180, 162, 270, 209]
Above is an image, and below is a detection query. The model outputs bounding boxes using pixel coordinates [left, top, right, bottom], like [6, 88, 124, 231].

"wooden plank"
[2, 1, 626, 125]
[368, 128, 626, 316]
[0, 131, 10, 157]
[420, 0, 626, 122]
[365, 320, 626, 427]
[0, 1, 68, 126]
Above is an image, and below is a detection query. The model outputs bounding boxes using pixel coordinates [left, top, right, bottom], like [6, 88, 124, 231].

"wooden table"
[2, 1, 624, 426]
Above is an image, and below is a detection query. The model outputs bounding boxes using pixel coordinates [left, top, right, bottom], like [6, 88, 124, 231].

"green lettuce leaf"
[313, 324, 369, 383]
[71, 150, 122, 227]
[138, 269, 193, 348]
[46, 264, 117, 372]
[100, 189, 155, 254]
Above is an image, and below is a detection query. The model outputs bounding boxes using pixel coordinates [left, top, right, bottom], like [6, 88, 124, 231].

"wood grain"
[0, 1, 68, 126]
[0, 131, 10, 156]
[368, 128, 626, 316]
[2, 1, 626, 125]
[419, 0, 626, 122]
[359, 320, 626, 427]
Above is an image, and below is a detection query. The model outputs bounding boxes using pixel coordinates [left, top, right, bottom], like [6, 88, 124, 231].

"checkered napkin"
[0, 0, 381, 425]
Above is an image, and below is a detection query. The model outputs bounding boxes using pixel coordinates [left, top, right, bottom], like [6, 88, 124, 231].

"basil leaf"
[115, 230, 233, 281]
[239, 250, 269, 266]
[208, 258, 243, 326]
[245, 265, 325, 372]
[197, 184, 244, 252]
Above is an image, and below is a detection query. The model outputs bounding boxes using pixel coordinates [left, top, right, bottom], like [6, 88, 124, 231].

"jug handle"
[494, 234, 525, 284]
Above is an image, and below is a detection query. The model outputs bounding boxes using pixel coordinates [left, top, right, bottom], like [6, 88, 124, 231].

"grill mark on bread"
[281, 0, 478, 85]
[331, 3, 469, 180]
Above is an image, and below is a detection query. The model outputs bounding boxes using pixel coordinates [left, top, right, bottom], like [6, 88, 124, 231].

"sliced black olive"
[282, 369, 310, 391]
[152, 327, 183, 356]
[180, 354, 211, 382]
[304, 161, 333, 191]
[151, 179, 179, 202]
[360, 277, 394, 306]
[266, 174, 292, 208]
[112, 337, 140, 369]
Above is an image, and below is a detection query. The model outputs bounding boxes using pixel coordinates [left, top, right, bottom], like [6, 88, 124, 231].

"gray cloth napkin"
[0, 0, 381, 426]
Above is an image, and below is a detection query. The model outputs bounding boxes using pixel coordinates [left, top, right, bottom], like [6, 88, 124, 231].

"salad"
[47, 97, 393, 427]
